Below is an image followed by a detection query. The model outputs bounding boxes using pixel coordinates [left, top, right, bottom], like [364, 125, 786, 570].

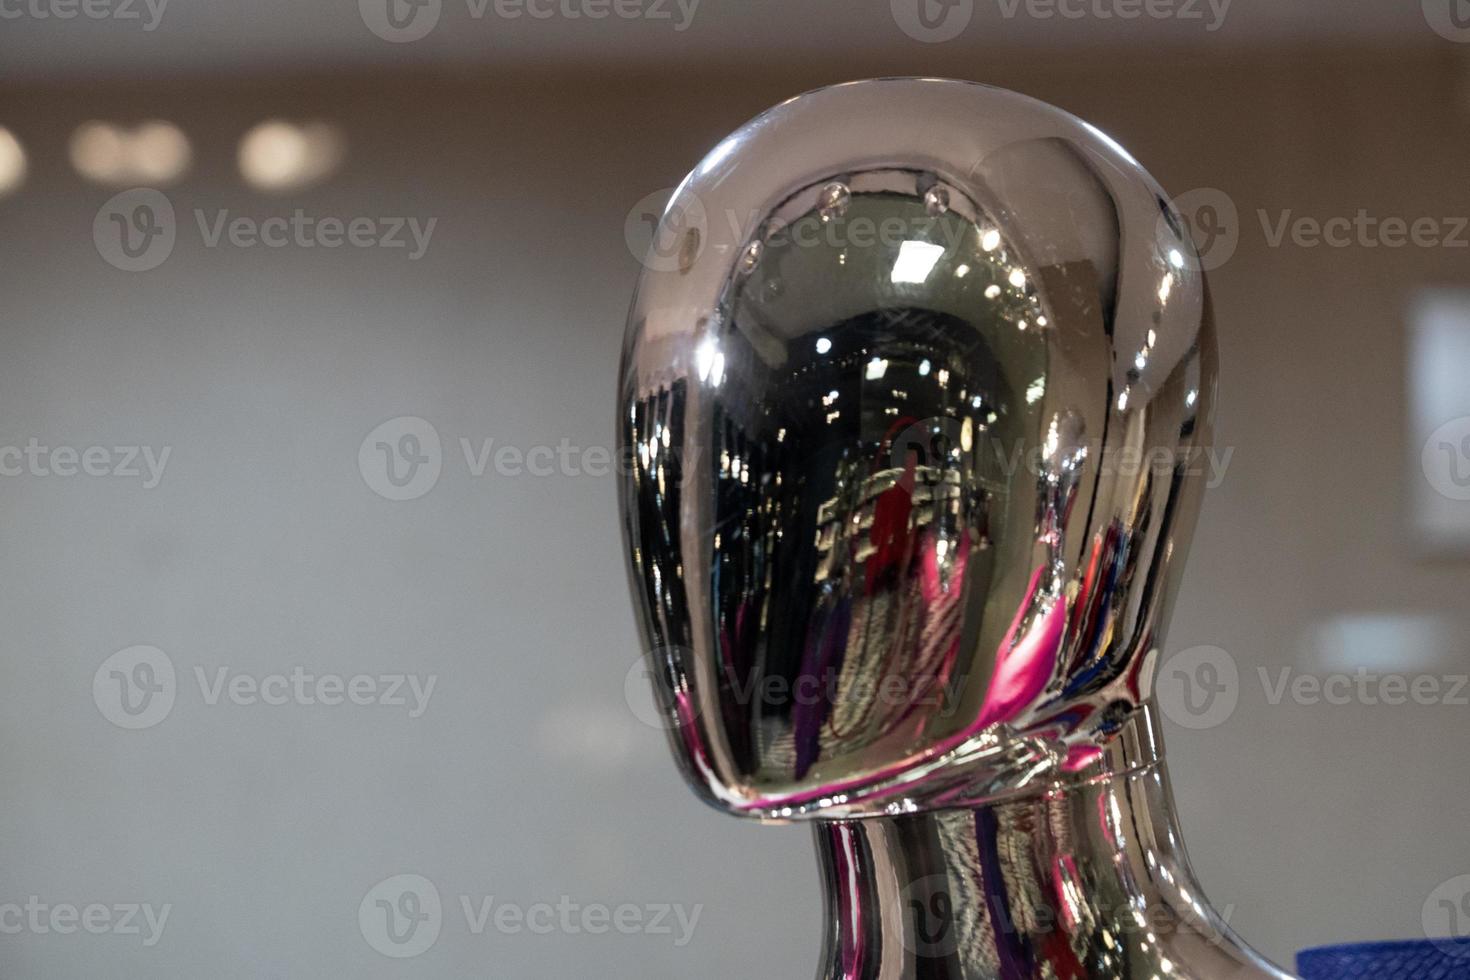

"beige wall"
[1, 48, 1468, 975]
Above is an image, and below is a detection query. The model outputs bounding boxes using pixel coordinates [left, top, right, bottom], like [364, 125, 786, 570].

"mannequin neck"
[811, 760, 1288, 979]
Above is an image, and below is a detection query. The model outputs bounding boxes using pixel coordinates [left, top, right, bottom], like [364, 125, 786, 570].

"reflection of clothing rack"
[809, 453, 983, 750]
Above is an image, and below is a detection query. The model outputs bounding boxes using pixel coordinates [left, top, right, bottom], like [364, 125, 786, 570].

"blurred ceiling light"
[1312, 613, 1451, 673]
[238, 120, 344, 193]
[0, 127, 25, 197]
[70, 120, 191, 186]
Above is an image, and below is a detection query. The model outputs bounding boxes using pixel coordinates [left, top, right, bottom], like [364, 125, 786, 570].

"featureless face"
[619, 81, 1212, 820]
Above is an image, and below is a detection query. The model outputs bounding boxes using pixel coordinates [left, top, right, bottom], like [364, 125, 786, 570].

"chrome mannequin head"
[618, 78, 1212, 821]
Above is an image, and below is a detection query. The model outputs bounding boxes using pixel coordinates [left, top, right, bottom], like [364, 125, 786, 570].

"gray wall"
[1, 49, 1469, 976]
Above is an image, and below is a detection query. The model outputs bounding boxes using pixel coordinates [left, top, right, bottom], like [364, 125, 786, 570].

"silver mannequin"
[617, 78, 1291, 979]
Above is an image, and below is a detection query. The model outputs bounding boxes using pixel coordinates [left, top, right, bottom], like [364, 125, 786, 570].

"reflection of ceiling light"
[980, 227, 1001, 251]
[984, 284, 1001, 299]
[1168, 248, 1185, 268]
[815, 336, 832, 354]
[1082, 121, 1140, 167]
[70, 120, 191, 185]
[0, 127, 25, 196]
[918, 359, 931, 377]
[865, 357, 888, 381]
[1008, 267, 1027, 289]
[239, 120, 344, 192]
[955, 264, 970, 278]
[1026, 378, 1046, 404]
[891, 240, 945, 284]
[696, 338, 718, 382]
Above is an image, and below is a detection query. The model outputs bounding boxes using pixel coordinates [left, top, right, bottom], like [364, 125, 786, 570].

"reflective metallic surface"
[815, 715, 1278, 979]
[618, 78, 1288, 977]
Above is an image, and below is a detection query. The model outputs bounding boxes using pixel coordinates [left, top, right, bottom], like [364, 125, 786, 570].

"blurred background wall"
[2, 6, 1470, 977]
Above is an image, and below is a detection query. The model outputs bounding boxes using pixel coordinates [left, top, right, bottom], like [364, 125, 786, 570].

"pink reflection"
[976, 566, 1065, 729]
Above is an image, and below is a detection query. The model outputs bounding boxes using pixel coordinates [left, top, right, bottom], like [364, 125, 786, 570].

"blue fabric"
[1297, 939, 1470, 979]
